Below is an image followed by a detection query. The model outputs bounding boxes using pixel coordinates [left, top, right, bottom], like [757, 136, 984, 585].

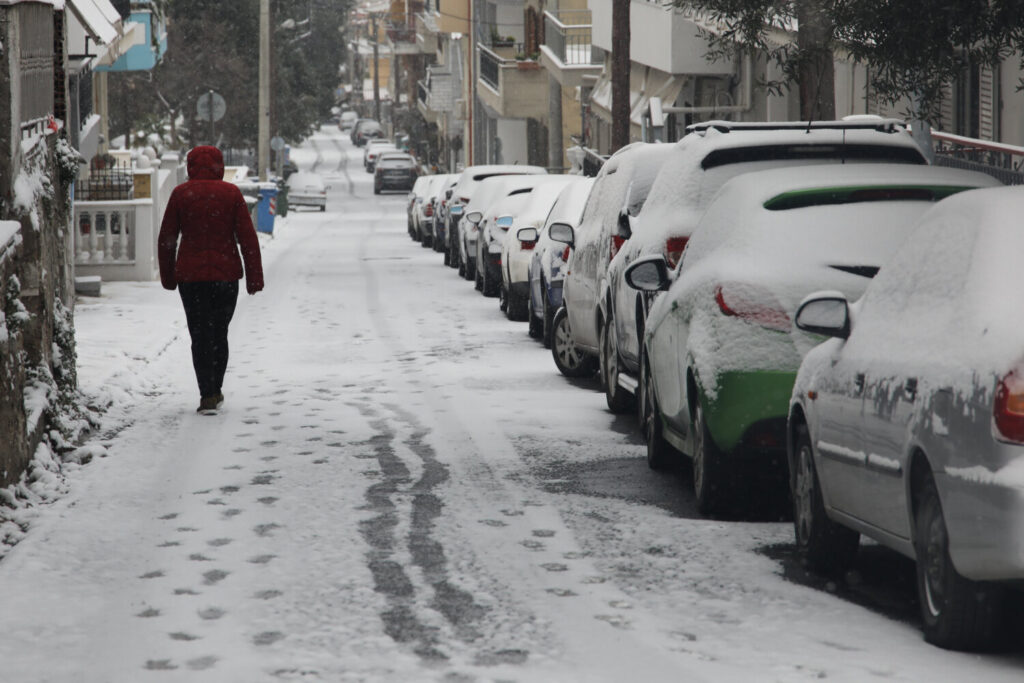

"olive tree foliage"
[674, 0, 1024, 123]
[109, 0, 351, 151]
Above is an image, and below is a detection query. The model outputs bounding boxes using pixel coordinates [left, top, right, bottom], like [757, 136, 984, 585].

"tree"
[676, 0, 1024, 123]
[611, 0, 631, 150]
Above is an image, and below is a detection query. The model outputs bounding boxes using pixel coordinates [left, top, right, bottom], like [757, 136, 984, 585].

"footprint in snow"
[254, 523, 281, 537]
[546, 588, 577, 597]
[563, 551, 589, 560]
[248, 554, 276, 565]
[198, 607, 225, 620]
[222, 509, 243, 519]
[158, 513, 178, 520]
[186, 656, 218, 671]
[144, 660, 177, 671]
[202, 570, 229, 585]
[253, 631, 285, 646]
[139, 570, 164, 579]
[520, 540, 544, 551]
[174, 588, 199, 596]
[220, 486, 240, 494]
[189, 554, 213, 562]
[206, 498, 226, 506]
[250, 474, 275, 485]
[478, 519, 507, 527]
[136, 607, 160, 618]
[253, 589, 283, 600]
[257, 497, 278, 506]
[532, 529, 556, 538]
[169, 632, 199, 641]
[157, 541, 180, 548]
[540, 563, 568, 572]
[207, 538, 232, 547]
[594, 614, 631, 629]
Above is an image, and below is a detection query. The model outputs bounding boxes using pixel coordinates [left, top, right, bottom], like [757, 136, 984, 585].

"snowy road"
[1, 126, 1022, 681]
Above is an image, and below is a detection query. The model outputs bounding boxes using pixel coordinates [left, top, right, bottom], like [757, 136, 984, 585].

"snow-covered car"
[601, 117, 932, 414]
[351, 119, 384, 146]
[339, 110, 359, 132]
[456, 172, 548, 282]
[408, 175, 433, 239]
[428, 174, 459, 255]
[547, 143, 673, 378]
[443, 164, 547, 273]
[497, 176, 583, 322]
[470, 192, 531, 298]
[364, 141, 397, 173]
[625, 164, 999, 518]
[527, 178, 595, 347]
[787, 184, 1024, 651]
[374, 153, 417, 194]
[286, 171, 328, 211]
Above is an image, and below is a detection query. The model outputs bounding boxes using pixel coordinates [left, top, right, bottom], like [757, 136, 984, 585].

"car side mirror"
[624, 255, 671, 292]
[517, 227, 539, 243]
[795, 294, 850, 339]
[466, 211, 483, 224]
[548, 222, 575, 248]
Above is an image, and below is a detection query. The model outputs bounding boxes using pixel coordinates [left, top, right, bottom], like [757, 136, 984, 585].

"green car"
[625, 163, 999, 517]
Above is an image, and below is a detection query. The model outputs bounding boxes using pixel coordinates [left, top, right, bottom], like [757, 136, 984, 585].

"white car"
[286, 171, 327, 211]
[473, 192, 531, 298]
[625, 163, 999, 517]
[527, 178, 595, 346]
[339, 110, 358, 132]
[363, 140, 396, 172]
[788, 185, 1024, 651]
[499, 176, 583, 322]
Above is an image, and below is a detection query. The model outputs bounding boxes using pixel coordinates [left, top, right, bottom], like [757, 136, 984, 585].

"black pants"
[179, 281, 238, 398]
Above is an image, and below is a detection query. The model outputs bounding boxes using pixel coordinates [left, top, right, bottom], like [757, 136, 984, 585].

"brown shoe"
[213, 393, 224, 409]
[197, 396, 220, 413]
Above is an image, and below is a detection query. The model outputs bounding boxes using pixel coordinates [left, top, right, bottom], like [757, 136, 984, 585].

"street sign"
[270, 136, 286, 151]
[196, 91, 226, 122]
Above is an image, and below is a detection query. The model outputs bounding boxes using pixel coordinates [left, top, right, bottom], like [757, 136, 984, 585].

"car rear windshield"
[379, 159, 414, 169]
[762, 184, 977, 211]
[701, 144, 926, 170]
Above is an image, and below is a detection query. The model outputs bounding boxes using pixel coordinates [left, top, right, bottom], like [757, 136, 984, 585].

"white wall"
[496, 118, 528, 164]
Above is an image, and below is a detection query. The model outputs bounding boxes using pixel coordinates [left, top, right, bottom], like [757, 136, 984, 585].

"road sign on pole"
[196, 91, 226, 122]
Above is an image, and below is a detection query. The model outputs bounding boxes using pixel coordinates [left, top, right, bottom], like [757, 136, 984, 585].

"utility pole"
[258, 0, 271, 180]
[610, 0, 630, 151]
[371, 13, 381, 122]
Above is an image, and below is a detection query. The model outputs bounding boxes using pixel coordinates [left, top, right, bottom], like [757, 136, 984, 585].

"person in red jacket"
[158, 146, 264, 413]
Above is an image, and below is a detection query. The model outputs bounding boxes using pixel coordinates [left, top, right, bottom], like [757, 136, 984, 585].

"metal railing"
[931, 131, 1024, 185]
[418, 80, 429, 107]
[543, 10, 597, 65]
[479, 45, 501, 90]
[387, 21, 417, 43]
[75, 164, 134, 201]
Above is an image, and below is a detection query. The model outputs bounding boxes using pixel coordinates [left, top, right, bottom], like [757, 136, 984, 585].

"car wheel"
[551, 307, 596, 378]
[914, 473, 1004, 650]
[640, 356, 673, 471]
[422, 235, 432, 249]
[509, 290, 528, 321]
[465, 257, 476, 282]
[600, 316, 634, 414]
[321, 205, 326, 211]
[528, 310, 543, 339]
[792, 423, 859, 574]
[692, 398, 732, 517]
[374, 187, 380, 195]
[443, 246, 451, 265]
[483, 267, 498, 297]
[499, 283, 509, 314]
[475, 263, 484, 292]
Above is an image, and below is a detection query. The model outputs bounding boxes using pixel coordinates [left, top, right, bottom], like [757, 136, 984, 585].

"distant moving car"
[351, 119, 384, 146]
[788, 185, 1024, 651]
[528, 178, 595, 347]
[286, 171, 328, 211]
[626, 164, 999, 517]
[548, 143, 673, 379]
[602, 118, 932, 414]
[339, 111, 359, 132]
[374, 153, 417, 194]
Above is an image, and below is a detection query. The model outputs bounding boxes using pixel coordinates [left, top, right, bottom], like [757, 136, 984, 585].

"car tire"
[464, 257, 476, 282]
[374, 187, 380, 195]
[422, 235, 432, 248]
[541, 283, 554, 349]
[551, 307, 596, 378]
[914, 473, 1004, 650]
[499, 283, 509, 314]
[443, 246, 451, 265]
[600, 316, 634, 414]
[792, 423, 859, 574]
[528, 310, 543, 339]
[321, 205, 326, 211]
[475, 263, 484, 292]
[692, 398, 732, 517]
[639, 356, 674, 471]
[482, 266, 498, 297]
[508, 290, 528, 321]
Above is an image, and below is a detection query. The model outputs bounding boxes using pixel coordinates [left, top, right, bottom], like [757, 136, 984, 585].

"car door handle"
[854, 373, 865, 394]
[904, 378, 918, 401]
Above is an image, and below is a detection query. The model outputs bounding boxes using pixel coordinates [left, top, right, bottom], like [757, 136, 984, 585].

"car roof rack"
[686, 118, 908, 135]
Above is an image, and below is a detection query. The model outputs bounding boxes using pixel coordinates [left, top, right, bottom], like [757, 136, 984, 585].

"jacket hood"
[187, 146, 225, 180]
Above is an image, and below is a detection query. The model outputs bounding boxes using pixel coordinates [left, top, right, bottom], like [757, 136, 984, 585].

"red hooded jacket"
[158, 146, 264, 292]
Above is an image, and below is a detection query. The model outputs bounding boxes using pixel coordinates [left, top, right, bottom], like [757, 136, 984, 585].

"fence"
[75, 203, 136, 264]
[478, 45, 501, 90]
[543, 10, 596, 65]
[931, 131, 1024, 185]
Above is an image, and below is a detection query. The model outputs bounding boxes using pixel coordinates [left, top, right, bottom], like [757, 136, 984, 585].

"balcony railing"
[543, 10, 597, 65]
[386, 20, 417, 44]
[418, 80, 429, 107]
[932, 131, 1024, 185]
[479, 45, 501, 90]
[75, 203, 136, 264]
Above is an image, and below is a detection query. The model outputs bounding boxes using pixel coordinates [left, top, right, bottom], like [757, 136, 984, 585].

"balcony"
[386, 20, 421, 55]
[415, 11, 439, 54]
[476, 45, 547, 120]
[539, 10, 602, 88]
[417, 66, 456, 123]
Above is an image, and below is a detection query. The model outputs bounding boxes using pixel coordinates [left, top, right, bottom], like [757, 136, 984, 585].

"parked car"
[625, 164, 999, 517]
[408, 175, 434, 239]
[497, 176, 582, 321]
[528, 178, 595, 347]
[547, 143, 673, 378]
[286, 171, 328, 211]
[601, 117, 932, 414]
[431, 175, 460, 258]
[455, 171, 548, 281]
[787, 184, 1024, 651]
[417, 174, 455, 247]
[339, 110, 359, 132]
[364, 141, 397, 173]
[470, 192, 531, 297]
[443, 165, 547, 273]
[351, 119, 384, 146]
[374, 153, 417, 194]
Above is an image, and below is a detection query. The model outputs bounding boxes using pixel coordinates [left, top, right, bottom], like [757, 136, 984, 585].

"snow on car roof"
[488, 176, 581, 226]
[544, 177, 596, 229]
[464, 174, 550, 213]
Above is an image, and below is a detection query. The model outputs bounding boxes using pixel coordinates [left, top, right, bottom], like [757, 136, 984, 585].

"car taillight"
[520, 240, 536, 250]
[665, 236, 689, 269]
[994, 370, 1024, 443]
[610, 234, 626, 261]
[425, 203, 434, 217]
[714, 284, 790, 332]
[562, 246, 571, 261]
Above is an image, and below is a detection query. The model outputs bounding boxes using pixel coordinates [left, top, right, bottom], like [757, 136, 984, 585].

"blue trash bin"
[256, 184, 279, 235]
